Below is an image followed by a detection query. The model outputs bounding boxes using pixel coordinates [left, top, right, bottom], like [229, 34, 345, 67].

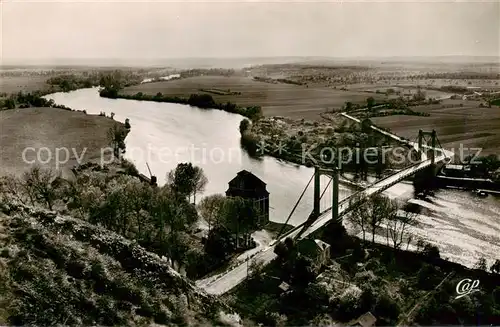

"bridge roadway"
[197, 115, 453, 296]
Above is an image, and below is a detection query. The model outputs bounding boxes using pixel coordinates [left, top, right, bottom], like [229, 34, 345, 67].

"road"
[197, 115, 452, 296]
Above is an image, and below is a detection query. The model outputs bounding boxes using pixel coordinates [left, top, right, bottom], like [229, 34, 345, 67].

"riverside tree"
[348, 193, 397, 244]
[221, 196, 259, 249]
[198, 194, 226, 231]
[107, 123, 128, 159]
[386, 206, 418, 250]
[167, 163, 207, 204]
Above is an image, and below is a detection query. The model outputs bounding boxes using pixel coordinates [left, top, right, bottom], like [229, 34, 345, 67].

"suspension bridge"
[196, 114, 454, 295]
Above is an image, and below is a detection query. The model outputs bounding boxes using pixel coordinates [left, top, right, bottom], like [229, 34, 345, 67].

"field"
[0, 75, 53, 94]
[122, 76, 387, 120]
[371, 99, 500, 156]
[0, 107, 121, 177]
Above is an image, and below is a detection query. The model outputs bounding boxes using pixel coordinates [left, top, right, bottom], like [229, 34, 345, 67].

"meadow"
[122, 75, 387, 120]
[371, 99, 500, 156]
[0, 107, 121, 177]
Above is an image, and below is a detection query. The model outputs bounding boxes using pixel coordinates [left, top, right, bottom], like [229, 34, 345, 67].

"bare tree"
[197, 194, 226, 231]
[191, 166, 208, 205]
[347, 194, 369, 242]
[0, 175, 27, 204]
[386, 207, 418, 250]
[368, 194, 396, 244]
[21, 166, 58, 210]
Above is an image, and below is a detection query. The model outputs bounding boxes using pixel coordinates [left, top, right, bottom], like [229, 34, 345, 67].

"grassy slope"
[0, 107, 121, 177]
[122, 76, 386, 120]
[371, 99, 500, 155]
[0, 202, 234, 326]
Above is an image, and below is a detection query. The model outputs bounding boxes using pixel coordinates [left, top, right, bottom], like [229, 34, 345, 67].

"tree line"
[0, 155, 263, 279]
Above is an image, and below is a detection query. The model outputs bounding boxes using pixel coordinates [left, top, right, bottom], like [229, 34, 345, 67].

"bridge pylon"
[312, 166, 340, 224]
[418, 129, 437, 164]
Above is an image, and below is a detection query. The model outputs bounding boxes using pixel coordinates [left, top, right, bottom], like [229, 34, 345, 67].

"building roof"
[278, 281, 290, 292]
[347, 312, 377, 327]
[227, 170, 269, 193]
[297, 239, 330, 258]
[314, 239, 331, 251]
[235, 170, 266, 185]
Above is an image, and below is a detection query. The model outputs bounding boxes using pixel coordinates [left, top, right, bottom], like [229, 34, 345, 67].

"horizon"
[2, 55, 499, 69]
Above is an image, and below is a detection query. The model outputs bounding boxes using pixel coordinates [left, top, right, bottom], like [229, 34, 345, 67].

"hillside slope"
[0, 202, 239, 326]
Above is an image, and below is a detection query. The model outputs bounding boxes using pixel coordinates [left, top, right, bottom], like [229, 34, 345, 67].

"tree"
[204, 226, 234, 261]
[368, 194, 395, 243]
[99, 71, 123, 98]
[361, 118, 373, 134]
[413, 86, 426, 101]
[167, 163, 196, 198]
[197, 194, 226, 231]
[490, 259, 500, 274]
[344, 101, 353, 112]
[149, 186, 197, 265]
[421, 243, 440, 260]
[474, 257, 487, 271]
[21, 166, 59, 210]
[386, 206, 418, 250]
[124, 118, 131, 129]
[0, 175, 27, 205]
[239, 119, 250, 134]
[290, 255, 315, 288]
[191, 166, 207, 205]
[367, 97, 375, 111]
[221, 196, 259, 248]
[167, 163, 207, 204]
[107, 123, 127, 159]
[347, 194, 369, 242]
[413, 165, 437, 197]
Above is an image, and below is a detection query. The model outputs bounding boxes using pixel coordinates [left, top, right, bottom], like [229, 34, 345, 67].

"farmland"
[122, 75, 387, 120]
[0, 107, 121, 177]
[0, 75, 54, 95]
[371, 99, 500, 156]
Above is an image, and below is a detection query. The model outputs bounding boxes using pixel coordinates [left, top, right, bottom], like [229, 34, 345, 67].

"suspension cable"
[320, 176, 333, 200]
[277, 171, 315, 238]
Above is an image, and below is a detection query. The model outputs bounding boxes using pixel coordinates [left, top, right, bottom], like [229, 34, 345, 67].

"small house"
[296, 239, 331, 271]
[226, 170, 270, 226]
[347, 312, 377, 327]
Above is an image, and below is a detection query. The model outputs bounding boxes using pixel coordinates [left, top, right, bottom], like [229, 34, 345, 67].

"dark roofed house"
[296, 239, 331, 272]
[226, 170, 270, 227]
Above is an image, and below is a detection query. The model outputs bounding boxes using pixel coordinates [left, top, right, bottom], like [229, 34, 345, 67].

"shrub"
[374, 293, 401, 324]
[239, 119, 250, 135]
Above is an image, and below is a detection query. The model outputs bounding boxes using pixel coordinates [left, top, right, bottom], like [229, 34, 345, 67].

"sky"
[1, 0, 499, 64]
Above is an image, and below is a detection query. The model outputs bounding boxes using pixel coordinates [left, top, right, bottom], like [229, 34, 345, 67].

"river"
[45, 88, 500, 268]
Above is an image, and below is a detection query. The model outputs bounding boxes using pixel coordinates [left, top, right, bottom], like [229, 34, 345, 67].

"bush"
[334, 293, 361, 322]
[374, 293, 401, 324]
[239, 119, 250, 135]
[240, 133, 261, 156]
[121, 160, 139, 176]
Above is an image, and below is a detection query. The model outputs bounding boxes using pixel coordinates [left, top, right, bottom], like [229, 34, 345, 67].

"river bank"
[100, 89, 263, 121]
